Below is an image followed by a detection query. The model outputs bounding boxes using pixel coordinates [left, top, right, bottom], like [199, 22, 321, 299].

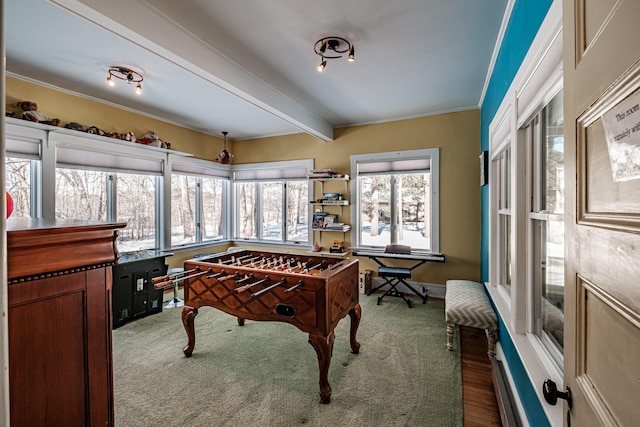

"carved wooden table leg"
[348, 303, 362, 354]
[308, 331, 335, 404]
[182, 306, 199, 357]
[237, 317, 245, 326]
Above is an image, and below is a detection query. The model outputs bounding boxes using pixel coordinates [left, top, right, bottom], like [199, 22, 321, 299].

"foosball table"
[154, 249, 361, 403]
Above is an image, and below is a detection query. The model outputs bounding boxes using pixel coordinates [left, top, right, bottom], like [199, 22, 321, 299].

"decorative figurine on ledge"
[18, 101, 60, 126]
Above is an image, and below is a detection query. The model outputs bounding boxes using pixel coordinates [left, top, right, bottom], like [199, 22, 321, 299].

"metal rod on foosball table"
[206, 270, 226, 279]
[153, 268, 210, 290]
[234, 276, 269, 294]
[305, 262, 323, 273]
[152, 268, 199, 285]
[284, 280, 304, 293]
[235, 255, 261, 266]
[235, 274, 254, 284]
[250, 279, 287, 298]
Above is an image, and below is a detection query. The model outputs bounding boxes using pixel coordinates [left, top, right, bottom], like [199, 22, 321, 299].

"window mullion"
[195, 178, 202, 243]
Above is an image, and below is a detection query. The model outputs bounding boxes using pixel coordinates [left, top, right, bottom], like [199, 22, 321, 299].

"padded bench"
[445, 280, 498, 357]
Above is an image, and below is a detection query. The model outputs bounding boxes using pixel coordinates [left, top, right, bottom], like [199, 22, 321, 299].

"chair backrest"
[384, 244, 411, 255]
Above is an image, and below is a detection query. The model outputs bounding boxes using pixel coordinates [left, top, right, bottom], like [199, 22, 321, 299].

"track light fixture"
[106, 66, 144, 95]
[313, 36, 355, 72]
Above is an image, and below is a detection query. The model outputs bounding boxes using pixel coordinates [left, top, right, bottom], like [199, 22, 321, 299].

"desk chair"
[373, 244, 426, 308]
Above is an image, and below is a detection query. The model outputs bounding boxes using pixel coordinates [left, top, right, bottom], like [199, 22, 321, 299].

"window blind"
[6, 136, 41, 159]
[357, 158, 430, 176]
[233, 160, 311, 181]
[56, 146, 163, 175]
[171, 159, 230, 179]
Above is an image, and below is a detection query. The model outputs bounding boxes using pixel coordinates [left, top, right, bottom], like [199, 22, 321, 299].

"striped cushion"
[445, 280, 497, 329]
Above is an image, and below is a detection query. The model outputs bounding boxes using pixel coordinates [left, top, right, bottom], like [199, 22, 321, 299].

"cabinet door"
[112, 267, 133, 329]
[9, 269, 113, 427]
[146, 258, 167, 314]
[132, 271, 148, 318]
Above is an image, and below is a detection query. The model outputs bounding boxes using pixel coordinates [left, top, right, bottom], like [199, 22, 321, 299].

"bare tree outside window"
[117, 173, 156, 251]
[56, 168, 107, 221]
[5, 157, 31, 217]
[287, 180, 308, 242]
[359, 172, 430, 250]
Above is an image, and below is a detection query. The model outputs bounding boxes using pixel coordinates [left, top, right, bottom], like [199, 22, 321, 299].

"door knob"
[543, 379, 572, 409]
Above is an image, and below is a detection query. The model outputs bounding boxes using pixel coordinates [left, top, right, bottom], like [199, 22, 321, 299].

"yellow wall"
[6, 77, 482, 284]
[6, 76, 225, 160]
[234, 110, 482, 284]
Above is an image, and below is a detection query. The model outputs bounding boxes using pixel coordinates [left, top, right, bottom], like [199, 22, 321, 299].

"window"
[351, 149, 439, 252]
[53, 132, 165, 252]
[526, 90, 564, 364]
[170, 156, 230, 248]
[55, 168, 108, 221]
[233, 160, 312, 245]
[6, 156, 33, 218]
[5, 124, 44, 218]
[496, 146, 512, 294]
[117, 173, 158, 251]
[486, 13, 564, 419]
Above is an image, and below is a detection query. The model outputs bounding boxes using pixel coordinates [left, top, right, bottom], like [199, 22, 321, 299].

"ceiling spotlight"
[106, 66, 144, 94]
[313, 36, 355, 72]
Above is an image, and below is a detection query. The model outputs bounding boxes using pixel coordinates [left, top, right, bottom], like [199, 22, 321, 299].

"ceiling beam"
[50, 0, 334, 141]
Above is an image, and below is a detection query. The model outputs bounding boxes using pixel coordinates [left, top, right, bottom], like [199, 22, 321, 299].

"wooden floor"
[460, 325, 502, 426]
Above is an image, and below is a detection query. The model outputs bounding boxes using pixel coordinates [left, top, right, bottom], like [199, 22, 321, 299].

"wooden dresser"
[7, 218, 126, 427]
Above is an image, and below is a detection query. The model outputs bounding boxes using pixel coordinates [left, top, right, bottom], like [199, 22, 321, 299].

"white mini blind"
[171, 160, 230, 179]
[6, 136, 41, 159]
[357, 158, 430, 176]
[233, 160, 311, 181]
[56, 146, 164, 175]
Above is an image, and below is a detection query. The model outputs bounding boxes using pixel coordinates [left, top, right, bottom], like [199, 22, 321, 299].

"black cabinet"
[112, 253, 168, 329]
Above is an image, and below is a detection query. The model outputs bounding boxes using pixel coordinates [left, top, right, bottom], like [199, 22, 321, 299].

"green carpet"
[112, 294, 462, 427]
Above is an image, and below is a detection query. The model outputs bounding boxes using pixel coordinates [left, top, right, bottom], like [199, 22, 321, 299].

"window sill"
[486, 282, 564, 427]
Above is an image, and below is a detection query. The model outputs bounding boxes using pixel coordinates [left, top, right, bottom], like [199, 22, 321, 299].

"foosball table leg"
[348, 303, 362, 354]
[182, 306, 198, 357]
[308, 331, 335, 404]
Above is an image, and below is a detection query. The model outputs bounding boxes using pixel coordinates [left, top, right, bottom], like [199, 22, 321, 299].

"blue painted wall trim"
[480, 0, 553, 283]
[480, 0, 553, 425]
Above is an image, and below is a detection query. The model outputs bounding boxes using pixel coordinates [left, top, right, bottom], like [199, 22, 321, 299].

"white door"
[563, 0, 640, 425]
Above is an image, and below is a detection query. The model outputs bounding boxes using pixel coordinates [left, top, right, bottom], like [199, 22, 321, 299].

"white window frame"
[5, 123, 45, 217]
[350, 148, 440, 254]
[486, 3, 564, 425]
[168, 154, 231, 250]
[232, 159, 313, 247]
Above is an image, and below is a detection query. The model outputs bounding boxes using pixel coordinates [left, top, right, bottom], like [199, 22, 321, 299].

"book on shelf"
[322, 214, 338, 228]
[312, 212, 327, 229]
[307, 169, 349, 180]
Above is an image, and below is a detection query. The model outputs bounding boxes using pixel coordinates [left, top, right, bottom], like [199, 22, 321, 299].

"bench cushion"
[378, 266, 411, 278]
[445, 280, 497, 329]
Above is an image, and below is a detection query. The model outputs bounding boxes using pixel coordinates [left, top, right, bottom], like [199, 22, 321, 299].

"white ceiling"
[5, 0, 508, 141]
